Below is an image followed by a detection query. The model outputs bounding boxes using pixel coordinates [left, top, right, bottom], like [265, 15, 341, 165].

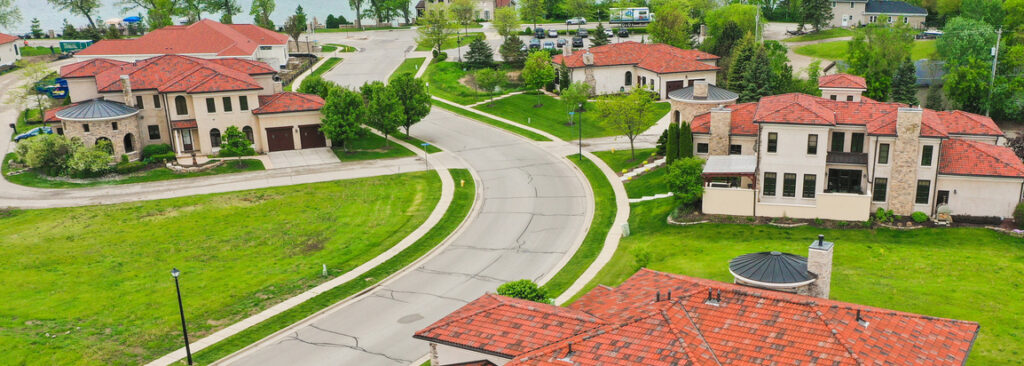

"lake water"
[8, 0, 375, 34]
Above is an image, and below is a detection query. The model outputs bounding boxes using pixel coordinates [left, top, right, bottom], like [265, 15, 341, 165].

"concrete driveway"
[267, 148, 339, 169]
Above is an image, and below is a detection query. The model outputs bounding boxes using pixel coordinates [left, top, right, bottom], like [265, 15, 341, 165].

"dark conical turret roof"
[729, 251, 816, 285]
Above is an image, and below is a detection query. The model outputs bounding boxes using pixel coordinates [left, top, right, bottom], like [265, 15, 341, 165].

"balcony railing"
[827, 151, 868, 165]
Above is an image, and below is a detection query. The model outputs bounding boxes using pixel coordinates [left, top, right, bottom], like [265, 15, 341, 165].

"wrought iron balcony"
[826, 151, 868, 165]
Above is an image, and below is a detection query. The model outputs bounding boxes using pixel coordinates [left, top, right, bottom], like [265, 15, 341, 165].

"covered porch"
[702, 155, 757, 216]
[170, 119, 199, 157]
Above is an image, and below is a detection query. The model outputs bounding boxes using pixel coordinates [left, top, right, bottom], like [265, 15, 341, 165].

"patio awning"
[703, 155, 756, 175]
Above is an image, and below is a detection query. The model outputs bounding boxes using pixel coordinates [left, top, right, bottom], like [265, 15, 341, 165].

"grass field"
[19, 46, 58, 56]
[389, 57, 427, 81]
[431, 100, 551, 141]
[570, 198, 1024, 365]
[320, 43, 357, 53]
[592, 148, 658, 174]
[315, 26, 409, 33]
[783, 28, 856, 42]
[395, 131, 443, 153]
[794, 39, 937, 61]
[332, 133, 416, 161]
[308, 57, 343, 79]
[189, 169, 475, 364]
[475, 94, 670, 141]
[3, 153, 265, 188]
[423, 62, 523, 105]
[0, 172, 442, 365]
[11, 108, 44, 140]
[416, 32, 485, 52]
[541, 156, 617, 298]
[623, 167, 668, 198]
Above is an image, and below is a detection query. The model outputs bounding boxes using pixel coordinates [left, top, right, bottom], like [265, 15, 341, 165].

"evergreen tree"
[726, 36, 755, 93]
[739, 47, 772, 103]
[591, 23, 610, 46]
[925, 84, 944, 110]
[801, 0, 833, 32]
[465, 38, 494, 69]
[890, 57, 919, 105]
[679, 122, 693, 158]
[499, 36, 527, 67]
[557, 60, 570, 90]
[666, 123, 679, 165]
[30, 18, 43, 38]
[61, 19, 78, 39]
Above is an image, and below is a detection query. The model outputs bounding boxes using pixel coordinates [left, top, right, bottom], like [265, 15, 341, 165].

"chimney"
[708, 106, 732, 156]
[888, 107, 923, 215]
[563, 42, 573, 57]
[693, 80, 709, 99]
[807, 234, 834, 299]
[120, 75, 134, 107]
[581, 50, 594, 66]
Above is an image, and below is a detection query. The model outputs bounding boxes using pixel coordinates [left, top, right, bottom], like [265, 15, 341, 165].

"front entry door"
[842, 15, 849, 27]
[181, 129, 194, 151]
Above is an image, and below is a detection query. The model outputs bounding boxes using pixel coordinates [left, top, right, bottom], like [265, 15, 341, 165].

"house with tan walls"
[690, 73, 1024, 221]
[0, 33, 21, 69]
[551, 42, 720, 100]
[828, 0, 927, 29]
[45, 54, 326, 160]
[419, 0, 514, 20]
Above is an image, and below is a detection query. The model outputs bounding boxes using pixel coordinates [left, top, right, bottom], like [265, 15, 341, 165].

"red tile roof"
[551, 42, 719, 74]
[62, 55, 273, 94]
[418, 269, 980, 366]
[253, 92, 325, 114]
[755, 93, 836, 125]
[76, 19, 288, 57]
[937, 110, 1003, 136]
[60, 59, 130, 79]
[0, 32, 19, 45]
[690, 102, 758, 136]
[44, 103, 79, 122]
[819, 73, 867, 89]
[940, 138, 1024, 178]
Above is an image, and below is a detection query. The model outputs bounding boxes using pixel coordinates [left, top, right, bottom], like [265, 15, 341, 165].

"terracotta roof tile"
[754, 93, 836, 125]
[0, 32, 19, 45]
[552, 42, 719, 74]
[62, 55, 269, 94]
[937, 110, 1004, 136]
[44, 103, 78, 122]
[690, 102, 758, 136]
[60, 59, 130, 79]
[939, 138, 1024, 177]
[76, 19, 287, 57]
[819, 73, 867, 89]
[252, 92, 325, 114]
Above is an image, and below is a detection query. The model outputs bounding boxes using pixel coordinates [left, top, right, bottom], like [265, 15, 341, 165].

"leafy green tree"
[284, 15, 305, 44]
[203, 0, 241, 23]
[465, 37, 494, 68]
[417, 6, 456, 54]
[961, 0, 1005, 26]
[389, 73, 432, 135]
[250, 0, 275, 30]
[591, 22, 611, 46]
[938, 17, 996, 68]
[67, 143, 113, 178]
[474, 68, 505, 102]
[519, 0, 546, 28]
[703, 4, 756, 54]
[46, 0, 100, 28]
[351, 0, 366, 29]
[562, 0, 595, 26]
[499, 36, 528, 67]
[326, 14, 338, 28]
[666, 123, 680, 164]
[17, 134, 80, 175]
[764, 40, 795, 94]
[561, 81, 591, 126]
[846, 20, 914, 100]
[361, 81, 405, 146]
[891, 57, 919, 105]
[1006, 0, 1024, 35]
[5, 61, 52, 123]
[105, 24, 123, 39]
[596, 88, 657, 160]
[711, 21, 745, 65]
[30, 18, 43, 38]
[147, 0, 175, 30]
[219, 126, 256, 157]
[496, 279, 551, 303]
[493, 6, 521, 38]
[649, 1, 693, 49]
[450, 0, 476, 34]
[943, 57, 990, 112]
[557, 60, 570, 90]
[800, 0, 832, 32]
[522, 51, 556, 106]
[667, 157, 705, 205]
[298, 76, 337, 99]
[294, 5, 308, 30]
[0, 0, 21, 29]
[61, 19, 78, 38]
[679, 122, 693, 158]
[320, 87, 367, 151]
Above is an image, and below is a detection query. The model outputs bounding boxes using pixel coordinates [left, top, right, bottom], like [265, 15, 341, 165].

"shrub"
[18, 134, 80, 175]
[66, 145, 112, 178]
[1015, 202, 1024, 229]
[120, 154, 129, 164]
[952, 215, 1003, 225]
[496, 279, 551, 303]
[115, 161, 146, 174]
[435, 51, 448, 62]
[667, 157, 706, 205]
[911, 211, 929, 223]
[630, 244, 652, 269]
[874, 208, 895, 224]
[145, 152, 177, 164]
[141, 144, 172, 160]
[218, 126, 256, 157]
[813, 218, 824, 225]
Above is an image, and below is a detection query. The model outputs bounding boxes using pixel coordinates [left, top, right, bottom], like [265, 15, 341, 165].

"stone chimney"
[693, 80, 709, 99]
[120, 75, 134, 107]
[807, 234, 833, 299]
[581, 50, 594, 66]
[708, 106, 732, 155]
[888, 107, 923, 215]
[563, 42, 573, 57]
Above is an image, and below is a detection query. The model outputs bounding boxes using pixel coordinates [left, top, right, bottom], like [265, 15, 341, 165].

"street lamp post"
[421, 143, 431, 169]
[577, 103, 583, 161]
[171, 268, 193, 365]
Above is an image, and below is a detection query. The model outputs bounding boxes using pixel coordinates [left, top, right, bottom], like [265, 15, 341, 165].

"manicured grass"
[190, 169, 475, 364]
[19, 46, 58, 56]
[416, 32, 485, 52]
[541, 155, 617, 298]
[794, 39, 937, 61]
[395, 131, 443, 153]
[782, 28, 856, 42]
[315, 26, 410, 33]
[571, 198, 1024, 365]
[389, 57, 427, 81]
[431, 99, 551, 141]
[320, 43, 357, 52]
[11, 108, 44, 140]
[332, 133, 417, 161]
[0, 172, 442, 365]
[424, 62, 522, 105]
[592, 148, 658, 174]
[3, 153, 265, 188]
[623, 166, 668, 198]
[308, 57, 343, 79]
[475, 94, 670, 140]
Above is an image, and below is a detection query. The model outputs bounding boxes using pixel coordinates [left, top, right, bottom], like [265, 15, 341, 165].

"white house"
[0, 32, 21, 69]
[829, 0, 928, 29]
[418, 0, 514, 20]
[74, 19, 290, 69]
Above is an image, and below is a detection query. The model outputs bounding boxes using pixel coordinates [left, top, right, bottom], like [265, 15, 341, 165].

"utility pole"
[754, 7, 761, 44]
[986, 27, 1002, 117]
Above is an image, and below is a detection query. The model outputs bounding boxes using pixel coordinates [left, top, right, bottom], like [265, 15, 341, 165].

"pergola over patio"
[702, 155, 757, 189]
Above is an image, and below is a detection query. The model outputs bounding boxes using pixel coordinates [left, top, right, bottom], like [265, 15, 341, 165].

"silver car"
[542, 41, 555, 50]
[567, 17, 587, 25]
[548, 29, 558, 38]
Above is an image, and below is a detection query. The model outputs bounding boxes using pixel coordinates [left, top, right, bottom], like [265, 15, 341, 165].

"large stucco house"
[829, 0, 928, 29]
[0, 32, 21, 69]
[418, 0, 514, 20]
[74, 19, 290, 69]
[44, 55, 326, 160]
[551, 42, 720, 100]
[690, 74, 1024, 221]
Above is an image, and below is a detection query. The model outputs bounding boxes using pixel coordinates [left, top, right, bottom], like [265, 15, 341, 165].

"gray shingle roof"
[729, 251, 816, 285]
[667, 84, 739, 102]
[54, 98, 138, 121]
[864, 0, 928, 15]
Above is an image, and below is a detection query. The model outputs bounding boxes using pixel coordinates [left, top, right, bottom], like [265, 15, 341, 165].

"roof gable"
[552, 42, 720, 74]
[252, 92, 325, 114]
[819, 73, 867, 89]
[60, 59, 130, 79]
[939, 138, 1024, 178]
[0, 32, 19, 45]
[76, 19, 287, 57]
[71, 55, 270, 94]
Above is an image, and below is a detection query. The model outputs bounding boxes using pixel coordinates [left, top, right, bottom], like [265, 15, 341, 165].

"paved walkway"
[268, 147, 339, 168]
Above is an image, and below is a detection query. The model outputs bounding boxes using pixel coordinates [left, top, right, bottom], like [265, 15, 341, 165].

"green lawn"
[424, 62, 522, 105]
[783, 28, 856, 42]
[315, 26, 410, 33]
[390, 57, 427, 81]
[541, 155, 617, 298]
[333, 133, 416, 161]
[431, 99, 551, 141]
[395, 131, 443, 153]
[11, 108, 45, 140]
[309, 57, 343, 79]
[794, 39, 937, 61]
[592, 148, 658, 174]
[3, 153, 265, 188]
[623, 166, 668, 198]
[0, 172, 442, 365]
[474, 94, 670, 141]
[19, 46, 58, 56]
[320, 43, 357, 53]
[416, 32, 485, 52]
[571, 198, 1024, 365]
[190, 169, 475, 364]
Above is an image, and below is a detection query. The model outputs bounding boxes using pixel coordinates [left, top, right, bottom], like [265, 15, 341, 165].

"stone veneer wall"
[670, 100, 724, 125]
[807, 240, 834, 299]
[708, 107, 732, 156]
[61, 115, 142, 159]
[888, 108, 922, 215]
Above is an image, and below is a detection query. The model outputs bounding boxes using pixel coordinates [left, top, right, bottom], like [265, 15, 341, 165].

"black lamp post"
[171, 268, 193, 365]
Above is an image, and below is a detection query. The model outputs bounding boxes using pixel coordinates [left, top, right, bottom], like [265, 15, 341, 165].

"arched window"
[174, 95, 188, 115]
[674, 110, 680, 123]
[95, 137, 113, 155]
[210, 128, 221, 147]
[242, 126, 254, 143]
[624, 71, 632, 86]
[123, 133, 135, 153]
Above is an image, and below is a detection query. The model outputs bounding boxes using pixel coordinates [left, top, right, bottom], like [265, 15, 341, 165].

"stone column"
[807, 234, 834, 299]
[889, 107, 922, 215]
[429, 342, 439, 366]
[120, 75, 134, 107]
[693, 81, 709, 99]
[708, 106, 732, 156]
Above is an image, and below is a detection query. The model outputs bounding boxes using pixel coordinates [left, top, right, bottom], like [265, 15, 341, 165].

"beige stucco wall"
[100, 91, 172, 148]
[568, 66, 718, 99]
[703, 187, 755, 216]
[759, 124, 830, 204]
[936, 175, 1023, 218]
[820, 87, 864, 102]
[830, 1, 867, 28]
[435, 343, 510, 366]
[757, 192, 871, 221]
[67, 78, 100, 103]
[191, 91, 261, 154]
[255, 110, 326, 153]
[0, 42, 20, 67]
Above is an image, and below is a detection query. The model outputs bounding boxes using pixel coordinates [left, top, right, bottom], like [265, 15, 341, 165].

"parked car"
[14, 126, 53, 142]
[535, 27, 545, 38]
[577, 28, 589, 38]
[604, 28, 614, 37]
[567, 17, 587, 25]
[556, 38, 568, 47]
[548, 29, 559, 38]
[543, 41, 556, 50]
[617, 28, 629, 37]
[572, 36, 584, 47]
[529, 38, 541, 49]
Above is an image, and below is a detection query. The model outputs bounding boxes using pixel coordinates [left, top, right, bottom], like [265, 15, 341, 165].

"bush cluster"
[1015, 202, 1024, 229]
[15, 135, 112, 178]
[911, 211, 929, 223]
[874, 208, 895, 224]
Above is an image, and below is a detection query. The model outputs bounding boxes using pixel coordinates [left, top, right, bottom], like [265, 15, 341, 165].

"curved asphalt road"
[222, 30, 591, 365]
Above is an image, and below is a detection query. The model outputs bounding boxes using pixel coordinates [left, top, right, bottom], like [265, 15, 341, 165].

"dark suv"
[577, 29, 589, 38]
[529, 38, 541, 49]
[535, 27, 545, 39]
[617, 28, 629, 37]
[572, 36, 584, 47]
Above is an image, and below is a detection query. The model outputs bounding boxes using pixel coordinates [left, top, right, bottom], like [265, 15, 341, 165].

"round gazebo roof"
[55, 99, 138, 121]
[667, 84, 739, 103]
[728, 251, 816, 287]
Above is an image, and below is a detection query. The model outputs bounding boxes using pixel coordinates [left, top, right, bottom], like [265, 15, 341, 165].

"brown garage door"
[266, 127, 294, 152]
[299, 124, 327, 149]
[665, 80, 687, 94]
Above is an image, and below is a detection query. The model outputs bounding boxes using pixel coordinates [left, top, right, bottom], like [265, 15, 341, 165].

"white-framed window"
[888, 16, 894, 23]
[903, 17, 909, 24]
